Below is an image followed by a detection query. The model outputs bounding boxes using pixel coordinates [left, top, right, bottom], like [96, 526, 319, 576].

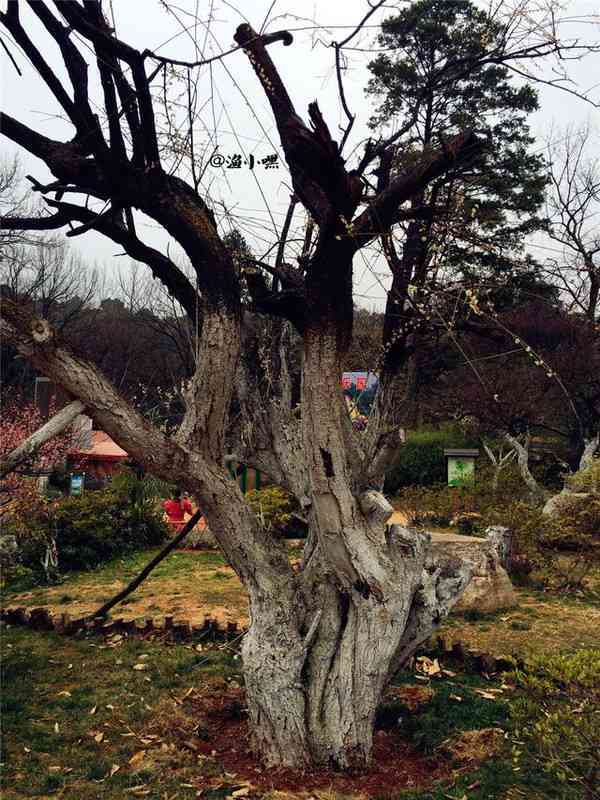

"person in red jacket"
[162, 489, 193, 532]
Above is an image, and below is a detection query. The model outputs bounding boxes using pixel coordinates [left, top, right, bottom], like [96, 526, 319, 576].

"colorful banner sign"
[341, 372, 378, 391]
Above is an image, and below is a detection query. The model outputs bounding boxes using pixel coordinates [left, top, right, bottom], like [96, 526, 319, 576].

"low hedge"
[6, 486, 167, 585]
[384, 426, 479, 492]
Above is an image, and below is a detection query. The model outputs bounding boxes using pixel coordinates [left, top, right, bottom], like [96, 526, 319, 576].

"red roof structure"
[71, 431, 128, 462]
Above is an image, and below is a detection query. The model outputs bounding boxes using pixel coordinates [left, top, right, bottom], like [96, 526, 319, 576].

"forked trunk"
[240, 325, 472, 771]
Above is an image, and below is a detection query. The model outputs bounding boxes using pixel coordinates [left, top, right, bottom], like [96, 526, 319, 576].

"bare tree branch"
[0, 399, 84, 479]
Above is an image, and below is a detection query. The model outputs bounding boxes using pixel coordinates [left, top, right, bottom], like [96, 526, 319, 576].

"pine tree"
[367, 0, 548, 294]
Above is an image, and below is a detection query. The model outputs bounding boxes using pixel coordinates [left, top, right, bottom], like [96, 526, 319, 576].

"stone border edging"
[1, 606, 523, 674]
[0, 606, 242, 642]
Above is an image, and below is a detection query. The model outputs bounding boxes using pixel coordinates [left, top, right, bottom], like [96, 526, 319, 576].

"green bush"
[542, 494, 600, 550]
[12, 486, 167, 581]
[567, 456, 600, 493]
[510, 649, 600, 799]
[384, 425, 479, 492]
[245, 486, 295, 536]
[394, 464, 527, 529]
[494, 499, 600, 591]
[393, 484, 469, 527]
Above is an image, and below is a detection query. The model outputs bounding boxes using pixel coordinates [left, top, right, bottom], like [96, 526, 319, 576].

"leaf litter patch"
[141, 677, 451, 797]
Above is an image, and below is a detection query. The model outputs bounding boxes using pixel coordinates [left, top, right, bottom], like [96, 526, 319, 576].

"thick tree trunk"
[242, 523, 471, 770]
[237, 323, 471, 771]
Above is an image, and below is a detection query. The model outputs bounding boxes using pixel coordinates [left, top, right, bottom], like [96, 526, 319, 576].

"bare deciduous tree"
[544, 124, 600, 321]
[0, 0, 597, 770]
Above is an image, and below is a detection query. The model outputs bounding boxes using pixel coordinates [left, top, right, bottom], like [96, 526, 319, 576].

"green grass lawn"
[439, 584, 600, 658]
[2, 624, 594, 799]
[1, 627, 243, 799]
[3, 549, 249, 629]
[4, 547, 599, 662]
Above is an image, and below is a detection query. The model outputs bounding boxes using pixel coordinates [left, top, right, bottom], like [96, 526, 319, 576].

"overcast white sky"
[1, 0, 599, 308]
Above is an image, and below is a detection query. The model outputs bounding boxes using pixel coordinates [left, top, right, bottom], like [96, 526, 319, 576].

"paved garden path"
[388, 510, 483, 544]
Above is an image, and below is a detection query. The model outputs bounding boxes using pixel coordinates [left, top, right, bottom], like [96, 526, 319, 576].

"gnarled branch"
[0, 399, 84, 479]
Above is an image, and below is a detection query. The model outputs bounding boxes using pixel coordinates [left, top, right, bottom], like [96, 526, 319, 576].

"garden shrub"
[394, 465, 527, 529]
[245, 486, 296, 536]
[495, 499, 600, 591]
[384, 425, 478, 493]
[394, 484, 465, 527]
[7, 485, 167, 584]
[567, 456, 600, 493]
[510, 649, 600, 799]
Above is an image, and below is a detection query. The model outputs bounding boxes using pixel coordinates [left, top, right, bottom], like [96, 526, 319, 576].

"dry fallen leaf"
[57, 691, 72, 698]
[231, 787, 251, 798]
[133, 663, 148, 672]
[427, 658, 442, 677]
[94, 732, 105, 743]
[109, 764, 120, 777]
[415, 655, 442, 677]
[475, 689, 502, 700]
[129, 750, 147, 767]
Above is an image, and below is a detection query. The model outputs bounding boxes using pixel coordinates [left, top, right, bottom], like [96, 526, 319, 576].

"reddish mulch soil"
[171, 683, 450, 797]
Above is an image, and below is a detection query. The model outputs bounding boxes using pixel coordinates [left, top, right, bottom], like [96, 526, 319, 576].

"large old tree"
[1, 0, 596, 770]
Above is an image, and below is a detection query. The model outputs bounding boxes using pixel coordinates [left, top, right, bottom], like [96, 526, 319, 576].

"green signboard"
[447, 457, 475, 487]
[70, 472, 85, 496]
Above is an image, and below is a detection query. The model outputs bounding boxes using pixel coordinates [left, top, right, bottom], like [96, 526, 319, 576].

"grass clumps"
[510, 649, 600, 800]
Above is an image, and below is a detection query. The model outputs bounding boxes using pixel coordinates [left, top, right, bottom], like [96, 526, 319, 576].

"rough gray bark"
[505, 433, 546, 506]
[0, 399, 84, 478]
[242, 523, 471, 769]
[579, 433, 599, 471]
[542, 432, 598, 515]
[234, 325, 472, 770]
